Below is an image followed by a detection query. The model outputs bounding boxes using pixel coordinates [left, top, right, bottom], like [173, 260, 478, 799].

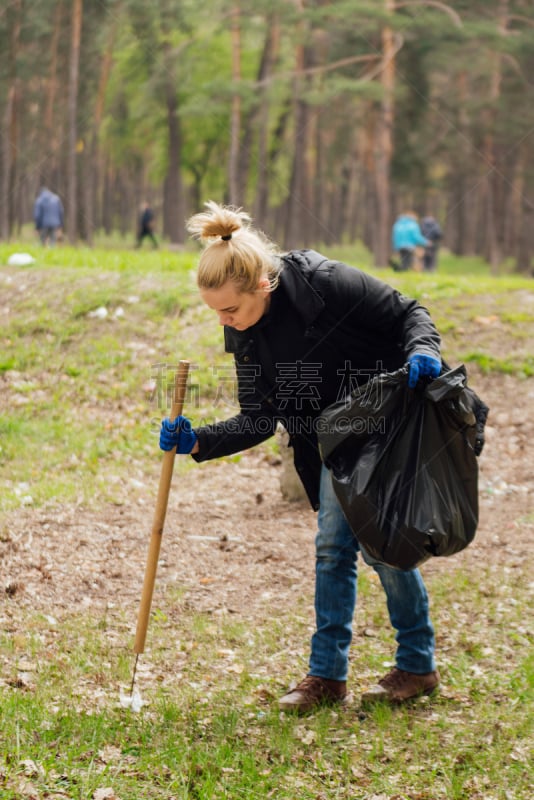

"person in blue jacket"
[33, 186, 64, 246]
[391, 212, 429, 272]
[158, 201, 443, 714]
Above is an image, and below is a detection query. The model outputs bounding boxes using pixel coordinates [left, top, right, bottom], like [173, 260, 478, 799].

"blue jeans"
[309, 466, 436, 681]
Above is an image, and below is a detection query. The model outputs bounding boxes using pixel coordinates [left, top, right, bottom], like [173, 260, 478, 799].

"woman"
[160, 201, 442, 713]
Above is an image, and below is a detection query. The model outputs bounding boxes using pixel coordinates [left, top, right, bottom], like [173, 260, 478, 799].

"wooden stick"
[133, 359, 190, 656]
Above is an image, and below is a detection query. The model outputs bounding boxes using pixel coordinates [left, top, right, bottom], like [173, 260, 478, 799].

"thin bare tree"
[66, 0, 83, 242]
[0, 0, 22, 239]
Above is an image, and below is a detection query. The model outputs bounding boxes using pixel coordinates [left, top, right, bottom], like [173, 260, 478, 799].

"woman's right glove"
[159, 415, 197, 454]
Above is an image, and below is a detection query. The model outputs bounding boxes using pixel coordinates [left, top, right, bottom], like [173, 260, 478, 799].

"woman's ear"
[258, 276, 271, 291]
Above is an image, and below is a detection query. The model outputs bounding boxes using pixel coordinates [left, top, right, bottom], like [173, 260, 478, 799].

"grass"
[1, 567, 532, 799]
[1, 241, 532, 512]
[1, 241, 533, 798]
[0, 245, 207, 511]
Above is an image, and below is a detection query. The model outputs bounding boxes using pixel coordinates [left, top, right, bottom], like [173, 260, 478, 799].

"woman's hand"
[159, 415, 198, 454]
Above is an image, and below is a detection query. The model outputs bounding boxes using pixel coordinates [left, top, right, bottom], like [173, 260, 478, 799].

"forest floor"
[1, 256, 533, 799]
[2, 368, 532, 648]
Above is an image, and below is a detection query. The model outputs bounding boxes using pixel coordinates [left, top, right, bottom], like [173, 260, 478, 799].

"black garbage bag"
[317, 364, 489, 570]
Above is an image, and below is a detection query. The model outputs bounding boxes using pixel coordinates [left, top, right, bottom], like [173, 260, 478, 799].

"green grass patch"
[463, 351, 534, 377]
[0, 567, 532, 799]
[0, 241, 199, 273]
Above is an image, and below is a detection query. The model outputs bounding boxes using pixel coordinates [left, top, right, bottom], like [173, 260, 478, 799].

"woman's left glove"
[159, 415, 197, 454]
[407, 353, 441, 388]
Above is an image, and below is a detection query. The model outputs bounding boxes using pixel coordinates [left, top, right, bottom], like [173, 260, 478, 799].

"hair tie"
[221, 233, 232, 241]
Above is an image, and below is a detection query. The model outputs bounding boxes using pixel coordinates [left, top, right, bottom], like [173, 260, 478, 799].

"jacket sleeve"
[192, 338, 279, 462]
[316, 260, 441, 360]
[192, 409, 277, 463]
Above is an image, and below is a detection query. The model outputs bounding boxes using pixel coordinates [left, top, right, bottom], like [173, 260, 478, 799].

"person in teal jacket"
[391, 212, 429, 272]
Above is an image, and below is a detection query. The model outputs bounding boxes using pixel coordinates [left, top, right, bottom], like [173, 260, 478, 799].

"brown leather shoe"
[361, 667, 440, 705]
[279, 675, 347, 713]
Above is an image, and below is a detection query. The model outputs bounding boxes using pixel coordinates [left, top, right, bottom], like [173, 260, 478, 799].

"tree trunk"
[315, 116, 327, 242]
[85, 16, 119, 244]
[163, 76, 184, 243]
[344, 134, 362, 243]
[251, 16, 280, 225]
[43, 1, 63, 189]
[66, 0, 83, 243]
[318, 114, 345, 246]
[284, 0, 313, 249]
[0, 0, 22, 240]
[264, 99, 291, 236]
[360, 106, 377, 253]
[284, 87, 310, 248]
[506, 146, 525, 261]
[374, 0, 395, 267]
[515, 206, 534, 275]
[482, 0, 508, 273]
[1, 85, 17, 240]
[515, 188, 534, 275]
[102, 159, 113, 234]
[309, 24, 329, 242]
[228, 4, 241, 205]
[449, 71, 471, 254]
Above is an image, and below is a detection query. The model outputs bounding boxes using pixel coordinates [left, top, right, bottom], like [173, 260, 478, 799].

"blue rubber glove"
[407, 353, 441, 389]
[159, 415, 197, 454]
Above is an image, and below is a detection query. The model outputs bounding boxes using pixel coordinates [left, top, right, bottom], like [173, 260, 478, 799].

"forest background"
[1, 0, 534, 271]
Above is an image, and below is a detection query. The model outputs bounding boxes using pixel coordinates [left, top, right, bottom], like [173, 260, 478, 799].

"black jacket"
[193, 250, 441, 509]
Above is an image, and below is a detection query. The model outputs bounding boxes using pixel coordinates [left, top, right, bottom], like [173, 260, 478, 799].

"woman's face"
[200, 279, 271, 330]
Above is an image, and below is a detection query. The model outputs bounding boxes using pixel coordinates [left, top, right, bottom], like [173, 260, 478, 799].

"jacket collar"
[224, 249, 327, 353]
[279, 250, 326, 326]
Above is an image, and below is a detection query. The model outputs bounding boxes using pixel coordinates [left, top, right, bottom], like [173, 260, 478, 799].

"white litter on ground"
[88, 306, 109, 319]
[7, 253, 36, 266]
[119, 689, 144, 712]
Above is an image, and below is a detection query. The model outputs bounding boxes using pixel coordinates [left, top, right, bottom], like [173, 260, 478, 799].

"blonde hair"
[186, 201, 281, 293]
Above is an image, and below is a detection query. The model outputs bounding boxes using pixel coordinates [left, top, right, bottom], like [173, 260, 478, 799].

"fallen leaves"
[473, 314, 500, 326]
[0, 368, 533, 799]
[20, 760, 45, 779]
[93, 789, 121, 800]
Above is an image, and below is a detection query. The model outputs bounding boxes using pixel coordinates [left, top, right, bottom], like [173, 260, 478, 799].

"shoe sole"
[279, 694, 350, 715]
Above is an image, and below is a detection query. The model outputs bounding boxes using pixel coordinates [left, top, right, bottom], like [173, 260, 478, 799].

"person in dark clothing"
[136, 202, 158, 248]
[33, 186, 64, 246]
[420, 216, 443, 272]
[159, 201, 442, 713]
